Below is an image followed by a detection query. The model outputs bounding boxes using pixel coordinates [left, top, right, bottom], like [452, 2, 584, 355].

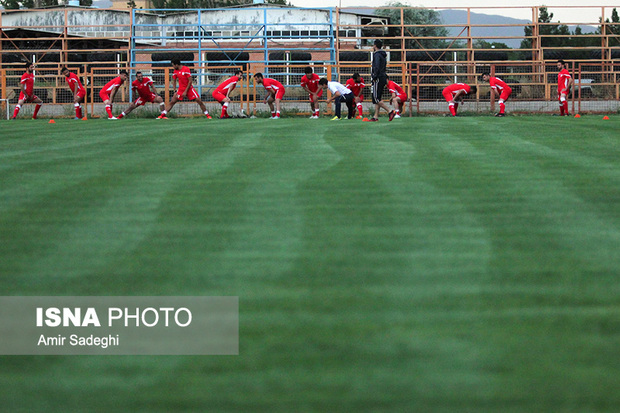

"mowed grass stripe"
[0, 116, 619, 413]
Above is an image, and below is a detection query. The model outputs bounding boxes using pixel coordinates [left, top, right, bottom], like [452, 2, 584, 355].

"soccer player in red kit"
[388, 80, 407, 118]
[116, 72, 164, 119]
[158, 59, 211, 119]
[212, 69, 242, 119]
[346, 73, 365, 119]
[61, 67, 86, 119]
[99, 70, 128, 120]
[300, 66, 322, 119]
[557, 59, 573, 116]
[12, 62, 43, 120]
[253, 72, 285, 119]
[442, 83, 477, 117]
[481, 72, 512, 117]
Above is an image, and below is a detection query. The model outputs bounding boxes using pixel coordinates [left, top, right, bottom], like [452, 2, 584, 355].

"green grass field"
[1, 115, 620, 412]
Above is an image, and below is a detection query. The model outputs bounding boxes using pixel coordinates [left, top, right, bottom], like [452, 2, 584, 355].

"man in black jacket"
[370, 39, 395, 121]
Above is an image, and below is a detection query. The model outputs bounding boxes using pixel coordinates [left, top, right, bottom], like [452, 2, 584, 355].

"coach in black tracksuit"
[371, 39, 395, 121]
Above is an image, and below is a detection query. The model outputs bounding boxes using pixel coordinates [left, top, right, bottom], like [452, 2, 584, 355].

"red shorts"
[75, 89, 86, 100]
[135, 93, 158, 106]
[353, 94, 364, 102]
[176, 87, 200, 101]
[19, 92, 39, 103]
[99, 90, 111, 102]
[498, 87, 512, 101]
[394, 93, 407, 103]
[212, 90, 227, 103]
[308, 89, 323, 103]
[442, 90, 455, 103]
[273, 88, 285, 100]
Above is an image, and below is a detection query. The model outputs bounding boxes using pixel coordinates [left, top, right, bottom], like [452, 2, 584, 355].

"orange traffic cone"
[48, 119, 55, 124]
[82, 117, 88, 121]
[603, 116, 610, 120]
[574, 114, 581, 118]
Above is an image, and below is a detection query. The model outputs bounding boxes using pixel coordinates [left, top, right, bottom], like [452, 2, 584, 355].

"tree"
[601, 8, 620, 36]
[0, 0, 22, 8]
[473, 40, 510, 50]
[521, 7, 570, 49]
[375, 2, 449, 50]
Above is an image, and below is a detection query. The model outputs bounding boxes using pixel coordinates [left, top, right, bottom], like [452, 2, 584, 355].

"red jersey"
[558, 69, 571, 92]
[102, 76, 124, 93]
[21, 71, 35, 95]
[173, 66, 192, 91]
[214, 75, 240, 95]
[444, 83, 471, 96]
[300, 73, 320, 93]
[65, 72, 85, 94]
[262, 77, 284, 93]
[489, 76, 510, 92]
[388, 80, 405, 97]
[132, 77, 154, 99]
[346, 77, 365, 96]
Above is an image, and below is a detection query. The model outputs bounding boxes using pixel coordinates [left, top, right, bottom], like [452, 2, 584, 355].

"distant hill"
[440, 10, 598, 49]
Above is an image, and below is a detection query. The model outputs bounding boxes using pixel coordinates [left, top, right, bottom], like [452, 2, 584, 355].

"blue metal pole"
[198, 9, 203, 97]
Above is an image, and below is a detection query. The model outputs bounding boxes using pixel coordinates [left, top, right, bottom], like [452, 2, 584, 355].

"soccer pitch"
[1, 115, 619, 412]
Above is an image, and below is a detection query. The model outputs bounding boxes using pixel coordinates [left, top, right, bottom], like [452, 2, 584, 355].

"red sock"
[12, 105, 21, 118]
[75, 105, 81, 118]
[562, 101, 569, 115]
[357, 104, 363, 116]
[221, 106, 227, 118]
[117, 113, 124, 119]
[499, 102, 505, 114]
[33, 104, 41, 119]
[106, 105, 113, 118]
[449, 104, 456, 116]
[276, 112, 280, 118]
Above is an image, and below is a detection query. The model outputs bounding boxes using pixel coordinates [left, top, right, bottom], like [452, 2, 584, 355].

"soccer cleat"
[206, 114, 212, 119]
[356, 115, 362, 119]
[495, 113, 506, 117]
[388, 110, 396, 121]
[108, 116, 118, 120]
[330, 116, 340, 121]
[394, 114, 401, 118]
[369, 118, 379, 122]
[157, 114, 167, 119]
[309, 115, 315, 119]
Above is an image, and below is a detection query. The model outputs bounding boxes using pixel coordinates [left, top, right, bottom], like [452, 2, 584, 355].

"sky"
[288, 0, 617, 24]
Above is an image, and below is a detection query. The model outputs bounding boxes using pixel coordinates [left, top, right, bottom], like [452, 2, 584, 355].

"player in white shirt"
[318, 78, 355, 120]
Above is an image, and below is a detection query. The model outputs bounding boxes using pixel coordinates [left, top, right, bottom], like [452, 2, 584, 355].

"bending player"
[481, 72, 512, 117]
[61, 67, 86, 119]
[442, 82, 477, 117]
[158, 59, 211, 119]
[300, 66, 322, 118]
[345, 72, 365, 119]
[12, 62, 43, 120]
[253, 73, 285, 119]
[318, 78, 355, 120]
[212, 69, 242, 119]
[387, 79, 407, 118]
[557, 59, 573, 116]
[117, 71, 164, 119]
[99, 70, 128, 120]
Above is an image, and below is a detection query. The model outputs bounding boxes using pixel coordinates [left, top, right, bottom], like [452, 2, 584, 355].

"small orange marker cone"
[82, 117, 88, 121]
[362, 117, 369, 122]
[603, 116, 610, 120]
[48, 119, 55, 124]
[574, 114, 581, 118]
